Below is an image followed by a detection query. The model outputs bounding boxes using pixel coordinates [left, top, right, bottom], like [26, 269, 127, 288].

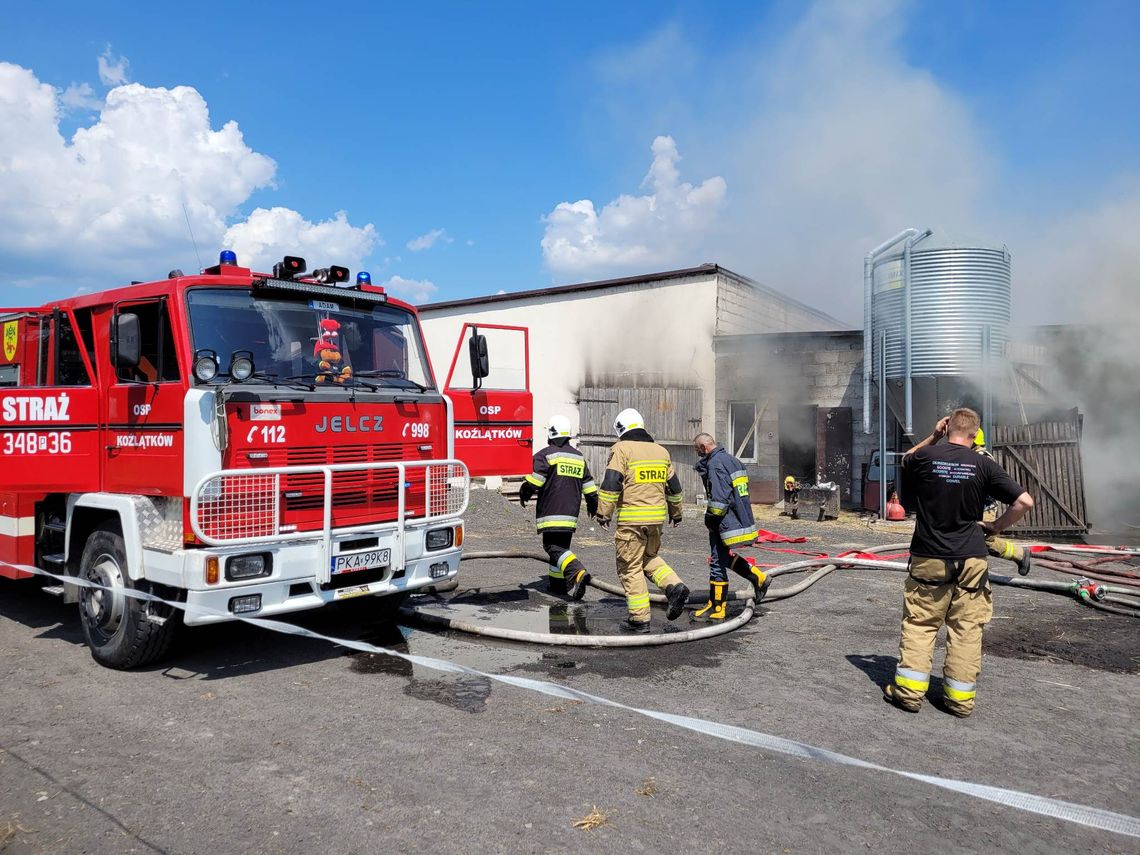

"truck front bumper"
[180, 543, 461, 626]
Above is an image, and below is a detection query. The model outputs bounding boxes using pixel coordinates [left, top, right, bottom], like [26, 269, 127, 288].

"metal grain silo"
[863, 230, 1011, 512]
[865, 234, 1010, 434]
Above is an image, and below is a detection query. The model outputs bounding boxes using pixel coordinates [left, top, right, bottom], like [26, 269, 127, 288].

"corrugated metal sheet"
[872, 246, 1011, 379]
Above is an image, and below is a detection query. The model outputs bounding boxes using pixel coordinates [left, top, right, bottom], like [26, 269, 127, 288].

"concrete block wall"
[713, 330, 879, 506]
[714, 272, 842, 336]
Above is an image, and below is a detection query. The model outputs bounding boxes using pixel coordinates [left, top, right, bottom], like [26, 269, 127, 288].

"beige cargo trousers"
[894, 556, 993, 715]
[614, 524, 683, 622]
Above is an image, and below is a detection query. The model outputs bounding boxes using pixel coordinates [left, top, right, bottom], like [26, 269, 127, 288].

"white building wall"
[420, 274, 720, 439]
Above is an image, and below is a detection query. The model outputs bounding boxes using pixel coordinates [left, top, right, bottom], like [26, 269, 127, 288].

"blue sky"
[2, 0, 1138, 324]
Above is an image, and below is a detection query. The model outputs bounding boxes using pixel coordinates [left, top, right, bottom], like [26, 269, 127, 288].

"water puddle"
[346, 589, 746, 709]
[413, 589, 744, 636]
[349, 617, 542, 714]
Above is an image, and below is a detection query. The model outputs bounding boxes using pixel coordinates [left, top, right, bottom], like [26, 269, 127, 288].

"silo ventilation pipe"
[863, 229, 919, 434]
[903, 229, 934, 436]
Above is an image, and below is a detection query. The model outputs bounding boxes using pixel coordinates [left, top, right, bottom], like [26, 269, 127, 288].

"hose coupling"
[1073, 578, 1107, 601]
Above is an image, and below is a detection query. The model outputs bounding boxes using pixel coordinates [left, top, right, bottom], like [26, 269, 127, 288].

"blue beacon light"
[219, 250, 238, 265]
[356, 271, 372, 285]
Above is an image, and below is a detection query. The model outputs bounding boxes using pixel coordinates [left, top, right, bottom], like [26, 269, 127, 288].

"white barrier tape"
[8, 561, 1140, 840]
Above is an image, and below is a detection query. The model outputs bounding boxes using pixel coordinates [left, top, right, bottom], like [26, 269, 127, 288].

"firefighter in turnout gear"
[594, 408, 690, 632]
[518, 415, 597, 598]
[973, 428, 1032, 576]
[692, 433, 769, 622]
[886, 409, 1034, 717]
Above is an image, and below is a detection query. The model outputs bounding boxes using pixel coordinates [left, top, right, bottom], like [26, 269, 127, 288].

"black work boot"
[566, 568, 591, 601]
[664, 583, 690, 621]
[730, 555, 772, 603]
[547, 575, 567, 596]
[621, 618, 652, 634]
[1016, 550, 1032, 576]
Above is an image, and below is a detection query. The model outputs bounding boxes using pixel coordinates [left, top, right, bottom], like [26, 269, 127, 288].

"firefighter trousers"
[541, 530, 586, 586]
[614, 524, 682, 622]
[982, 507, 1025, 563]
[894, 556, 993, 715]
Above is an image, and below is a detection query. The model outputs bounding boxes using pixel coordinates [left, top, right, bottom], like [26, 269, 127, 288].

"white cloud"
[383, 275, 438, 303]
[98, 45, 130, 86]
[407, 228, 453, 252]
[224, 208, 380, 274]
[466, 239, 476, 246]
[541, 135, 726, 276]
[0, 62, 377, 288]
[554, 0, 999, 321]
[60, 81, 100, 111]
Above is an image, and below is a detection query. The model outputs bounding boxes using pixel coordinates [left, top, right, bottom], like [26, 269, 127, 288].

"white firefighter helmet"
[613, 407, 645, 437]
[547, 415, 572, 440]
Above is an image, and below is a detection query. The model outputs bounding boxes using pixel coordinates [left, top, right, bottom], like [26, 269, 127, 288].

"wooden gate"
[992, 411, 1089, 536]
[576, 386, 704, 502]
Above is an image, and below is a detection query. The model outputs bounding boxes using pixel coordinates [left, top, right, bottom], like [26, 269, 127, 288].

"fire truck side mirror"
[468, 333, 489, 383]
[113, 313, 141, 370]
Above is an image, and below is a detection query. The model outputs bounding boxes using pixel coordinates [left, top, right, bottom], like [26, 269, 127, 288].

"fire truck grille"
[192, 461, 469, 544]
[279, 443, 426, 514]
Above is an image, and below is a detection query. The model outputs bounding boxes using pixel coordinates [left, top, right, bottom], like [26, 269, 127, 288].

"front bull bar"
[189, 459, 470, 584]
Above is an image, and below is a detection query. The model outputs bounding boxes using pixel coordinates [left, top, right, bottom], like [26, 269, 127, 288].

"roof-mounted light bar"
[251, 277, 388, 304]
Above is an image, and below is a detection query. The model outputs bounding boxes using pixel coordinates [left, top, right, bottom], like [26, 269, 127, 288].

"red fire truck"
[0, 252, 531, 668]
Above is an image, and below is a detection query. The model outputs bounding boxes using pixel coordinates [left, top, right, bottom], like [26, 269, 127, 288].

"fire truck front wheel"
[77, 523, 177, 669]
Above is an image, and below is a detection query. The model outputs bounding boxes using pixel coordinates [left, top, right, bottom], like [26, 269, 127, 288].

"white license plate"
[331, 548, 391, 576]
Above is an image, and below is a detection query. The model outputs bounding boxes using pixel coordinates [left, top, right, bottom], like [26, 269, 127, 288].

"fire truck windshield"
[185, 288, 435, 390]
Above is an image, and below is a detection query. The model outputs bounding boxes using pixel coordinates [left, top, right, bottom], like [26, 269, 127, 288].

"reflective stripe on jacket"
[595, 429, 683, 526]
[696, 445, 757, 546]
[526, 442, 596, 532]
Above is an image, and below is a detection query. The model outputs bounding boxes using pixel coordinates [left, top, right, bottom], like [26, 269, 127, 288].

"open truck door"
[443, 323, 532, 477]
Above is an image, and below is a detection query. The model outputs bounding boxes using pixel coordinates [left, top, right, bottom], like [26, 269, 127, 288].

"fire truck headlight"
[226, 553, 272, 581]
[229, 351, 255, 382]
[193, 349, 220, 383]
[425, 527, 454, 551]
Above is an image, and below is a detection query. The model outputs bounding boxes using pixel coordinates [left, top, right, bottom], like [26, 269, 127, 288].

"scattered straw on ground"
[572, 806, 608, 830]
[1, 820, 34, 848]
[636, 778, 657, 796]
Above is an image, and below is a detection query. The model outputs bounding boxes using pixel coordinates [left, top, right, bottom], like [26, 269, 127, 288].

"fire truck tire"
[77, 523, 176, 670]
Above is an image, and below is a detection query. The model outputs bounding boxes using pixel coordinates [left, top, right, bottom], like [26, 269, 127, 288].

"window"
[116, 300, 180, 383]
[729, 401, 758, 462]
[56, 312, 91, 385]
[21, 312, 91, 387]
[185, 288, 434, 390]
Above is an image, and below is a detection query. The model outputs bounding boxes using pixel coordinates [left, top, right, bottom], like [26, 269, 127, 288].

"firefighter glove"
[671, 517, 682, 528]
[704, 513, 721, 531]
[518, 480, 534, 508]
[585, 493, 599, 517]
[595, 515, 610, 529]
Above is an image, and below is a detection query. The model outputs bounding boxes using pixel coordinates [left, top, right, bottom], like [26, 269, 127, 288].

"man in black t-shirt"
[885, 408, 1034, 717]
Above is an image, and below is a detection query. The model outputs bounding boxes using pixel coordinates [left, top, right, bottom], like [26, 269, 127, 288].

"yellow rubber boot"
[691, 581, 727, 623]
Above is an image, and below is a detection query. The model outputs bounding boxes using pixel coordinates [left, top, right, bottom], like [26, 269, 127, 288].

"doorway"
[778, 405, 817, 486]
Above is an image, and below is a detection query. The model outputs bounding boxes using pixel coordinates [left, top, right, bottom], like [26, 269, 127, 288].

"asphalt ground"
[2, 491, 1138, 854]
